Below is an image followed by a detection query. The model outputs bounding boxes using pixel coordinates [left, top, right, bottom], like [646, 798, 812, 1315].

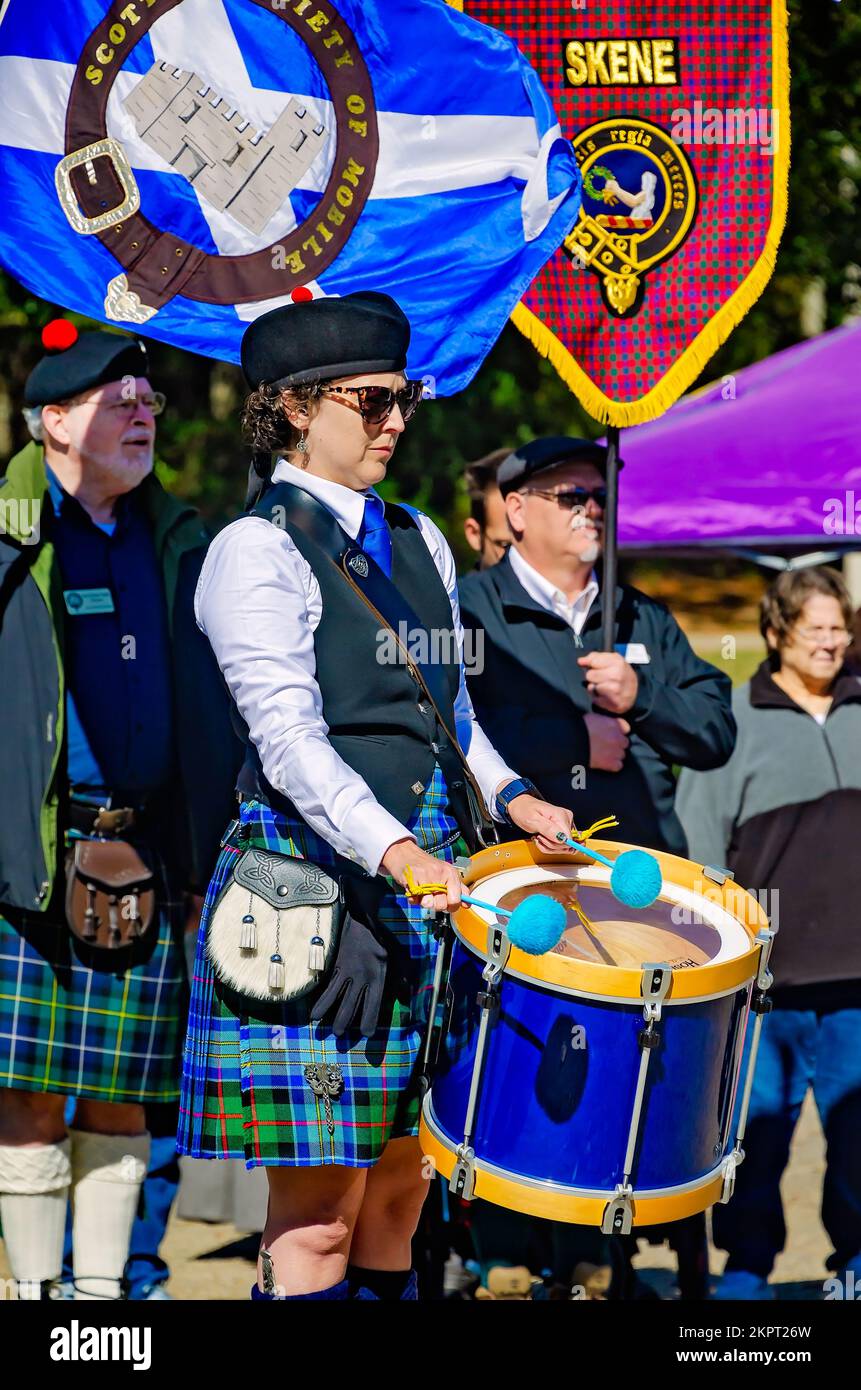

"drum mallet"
[404, 868, 567, 956]
[555, 833, 663, 909]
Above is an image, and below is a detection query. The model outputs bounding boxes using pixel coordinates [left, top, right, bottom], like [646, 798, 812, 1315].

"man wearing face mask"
[459, 436, 736, 858]
[0, 323, 238, 1300]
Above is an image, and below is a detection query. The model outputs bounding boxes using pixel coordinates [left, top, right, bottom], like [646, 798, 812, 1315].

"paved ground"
[634, 1092, 830, 1300]
[154, 1092, 831, 1300]
[0, 1080, 831, 1303]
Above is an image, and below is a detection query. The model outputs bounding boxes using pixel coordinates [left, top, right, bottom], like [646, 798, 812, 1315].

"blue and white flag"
[0, 0, 580, 393]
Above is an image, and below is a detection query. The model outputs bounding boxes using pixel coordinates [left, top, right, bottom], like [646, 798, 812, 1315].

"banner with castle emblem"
[0, 0, 581, 393]
[449, 0, 790, 424]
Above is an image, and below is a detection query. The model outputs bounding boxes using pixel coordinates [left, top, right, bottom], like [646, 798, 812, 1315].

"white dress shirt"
[508, 547, 599, 639]
[195, 460, 518, 875]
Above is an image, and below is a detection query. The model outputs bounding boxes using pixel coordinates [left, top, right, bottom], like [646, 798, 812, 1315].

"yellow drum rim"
[419, 1111, 725, 1227]
[455, 838, 765, 1001]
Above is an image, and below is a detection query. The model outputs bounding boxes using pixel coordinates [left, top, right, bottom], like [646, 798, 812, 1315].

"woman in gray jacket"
[676, 566, 861, 1300]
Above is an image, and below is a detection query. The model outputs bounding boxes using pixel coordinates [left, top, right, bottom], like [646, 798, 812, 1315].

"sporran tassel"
[240, 913, 257, 951]
[268, 953, 285, 992]
[108, 894, 121, 946]
[309, 934, 326, 974]
[84, 884, 98, 941]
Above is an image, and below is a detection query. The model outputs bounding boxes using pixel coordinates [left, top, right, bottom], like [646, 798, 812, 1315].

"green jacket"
[0, 442, 242, 914]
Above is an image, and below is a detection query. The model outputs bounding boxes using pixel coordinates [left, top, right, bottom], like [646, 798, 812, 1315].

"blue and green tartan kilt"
[0, 849, 188, 1104]
[177, 766, 465, 1169]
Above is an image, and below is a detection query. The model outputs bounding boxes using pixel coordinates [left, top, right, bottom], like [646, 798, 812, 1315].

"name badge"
[615, 642, 650, 664]
[63, 588, 115, 615]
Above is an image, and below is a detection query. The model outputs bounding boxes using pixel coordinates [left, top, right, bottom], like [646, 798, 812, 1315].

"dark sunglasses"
[322, 380, 424, 424]
[528, 486, 607, 510]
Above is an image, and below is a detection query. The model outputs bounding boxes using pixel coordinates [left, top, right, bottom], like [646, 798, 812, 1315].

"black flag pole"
[601, 424, 621, 652]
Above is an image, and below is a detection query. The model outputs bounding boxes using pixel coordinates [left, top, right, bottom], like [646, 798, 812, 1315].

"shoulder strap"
[253, 481, 493, 829]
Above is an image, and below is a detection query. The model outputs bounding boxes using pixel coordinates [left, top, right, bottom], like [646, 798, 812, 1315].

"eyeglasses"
[793, 625, 851, 646]
[525, 486, 607, 510]
[72, 392, 166, 416]
[321, 381, 424, 425]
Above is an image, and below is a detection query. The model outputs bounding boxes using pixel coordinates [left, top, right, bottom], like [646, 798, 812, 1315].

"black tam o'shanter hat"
[241, 289, 411, 390]
[496, 436, 624, 497]
[24, 321, 150, 406]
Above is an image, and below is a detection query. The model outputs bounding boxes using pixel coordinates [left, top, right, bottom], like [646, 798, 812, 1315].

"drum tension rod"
[449, 924, 511, 1204]
[417, 909, 454, 1099]
[602, 962, 673, 1237]
[720, 922, 778, 1204]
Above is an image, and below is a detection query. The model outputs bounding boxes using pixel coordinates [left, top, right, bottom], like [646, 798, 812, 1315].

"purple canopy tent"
[609, 322, 861, 552]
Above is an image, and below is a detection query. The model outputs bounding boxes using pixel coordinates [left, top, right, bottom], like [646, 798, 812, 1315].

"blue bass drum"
[419, 840, 774, 1230]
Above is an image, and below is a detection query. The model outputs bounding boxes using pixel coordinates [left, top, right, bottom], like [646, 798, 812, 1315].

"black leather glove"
[309, 913, 389, 1038]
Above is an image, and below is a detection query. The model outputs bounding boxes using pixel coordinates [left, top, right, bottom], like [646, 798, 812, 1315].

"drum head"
[483, 865, 750, 971]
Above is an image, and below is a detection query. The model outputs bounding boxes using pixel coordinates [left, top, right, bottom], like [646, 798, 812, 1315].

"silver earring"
[295, 432, 308, 455]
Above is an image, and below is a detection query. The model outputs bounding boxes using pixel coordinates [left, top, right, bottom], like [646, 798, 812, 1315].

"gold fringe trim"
[447, 0, 790, 426]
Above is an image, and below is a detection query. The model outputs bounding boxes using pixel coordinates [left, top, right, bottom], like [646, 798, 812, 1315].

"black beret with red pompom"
[24, 322, 150, 407]
[241, 290, 409, 389]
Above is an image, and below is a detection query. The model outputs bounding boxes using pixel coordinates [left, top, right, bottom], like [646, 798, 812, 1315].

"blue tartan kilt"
[0, 846, 188, 1103]
[177, 766, 465, 1169]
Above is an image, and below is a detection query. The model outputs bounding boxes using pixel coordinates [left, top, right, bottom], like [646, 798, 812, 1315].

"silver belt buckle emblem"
[55, 138, 141, 235]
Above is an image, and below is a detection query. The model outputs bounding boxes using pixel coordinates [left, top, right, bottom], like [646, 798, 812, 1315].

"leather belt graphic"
[56, 0, 379, 323]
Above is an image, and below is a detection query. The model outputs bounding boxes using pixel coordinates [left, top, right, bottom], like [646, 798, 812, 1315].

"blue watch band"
[494, 777, 540, 824]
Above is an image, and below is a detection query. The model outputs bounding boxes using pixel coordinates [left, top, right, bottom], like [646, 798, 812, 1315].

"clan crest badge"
[567, 119, 697, 318]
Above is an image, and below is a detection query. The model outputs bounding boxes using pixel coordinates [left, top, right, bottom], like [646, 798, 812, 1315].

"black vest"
[233, 480, 487, 850]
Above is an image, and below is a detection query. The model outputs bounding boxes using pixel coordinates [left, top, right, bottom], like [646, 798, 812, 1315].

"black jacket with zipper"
[459, 552, 735, 855]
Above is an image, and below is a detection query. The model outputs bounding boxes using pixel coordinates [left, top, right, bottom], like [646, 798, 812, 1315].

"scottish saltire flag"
[0, 0, 580, 393]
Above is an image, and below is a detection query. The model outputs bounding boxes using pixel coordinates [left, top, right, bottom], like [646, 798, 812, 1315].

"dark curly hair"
[240, 381, 324, 456]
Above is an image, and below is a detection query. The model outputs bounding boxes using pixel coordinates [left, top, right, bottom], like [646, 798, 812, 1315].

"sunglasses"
[321, 381, 424, 425]
[527, 486, 607, 510]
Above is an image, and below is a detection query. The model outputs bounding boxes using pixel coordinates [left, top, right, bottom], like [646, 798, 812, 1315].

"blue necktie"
[358, 493, 392, 578]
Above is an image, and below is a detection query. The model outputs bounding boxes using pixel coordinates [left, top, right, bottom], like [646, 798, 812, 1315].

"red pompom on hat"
[290, 287, 313, 304]
[25, 328, 149, 407]
[41, 319, 79, 353]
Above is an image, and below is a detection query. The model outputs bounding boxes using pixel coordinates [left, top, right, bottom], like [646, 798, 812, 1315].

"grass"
[685, 630, 764, 687]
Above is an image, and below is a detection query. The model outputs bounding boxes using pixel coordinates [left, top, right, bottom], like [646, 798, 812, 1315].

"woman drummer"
[177, 291, 575, 1301]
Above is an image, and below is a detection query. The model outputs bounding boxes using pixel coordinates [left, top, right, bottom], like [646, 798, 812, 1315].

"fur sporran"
[206, 848, 344, 1003]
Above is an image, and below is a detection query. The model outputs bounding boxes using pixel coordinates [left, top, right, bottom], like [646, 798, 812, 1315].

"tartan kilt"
[177, 766, 465, 1169]
[0, 850, 188, 1103]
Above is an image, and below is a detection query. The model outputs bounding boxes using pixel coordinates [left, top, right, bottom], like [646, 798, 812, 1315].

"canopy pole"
[602, 425, 621, 652]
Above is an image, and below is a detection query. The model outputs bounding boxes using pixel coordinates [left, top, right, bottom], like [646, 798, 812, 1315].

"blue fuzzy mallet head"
[610, 849, 662, 909]
[555, 831, 663, 910]
[505, 894, 568, 955]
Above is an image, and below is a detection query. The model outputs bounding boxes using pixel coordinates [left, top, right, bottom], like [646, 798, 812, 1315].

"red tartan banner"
[450, 1, 790, 425]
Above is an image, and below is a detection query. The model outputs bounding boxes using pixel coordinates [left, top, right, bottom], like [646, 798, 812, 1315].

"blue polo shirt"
[46, 467, 175, 797]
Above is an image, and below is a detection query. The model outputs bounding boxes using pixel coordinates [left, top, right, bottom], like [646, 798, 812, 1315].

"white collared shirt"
[195, 459, 518, 875]
[508, 547, 599, 638]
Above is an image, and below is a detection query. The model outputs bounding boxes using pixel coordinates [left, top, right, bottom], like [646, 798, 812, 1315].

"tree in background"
[1, 0, 858, 561]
